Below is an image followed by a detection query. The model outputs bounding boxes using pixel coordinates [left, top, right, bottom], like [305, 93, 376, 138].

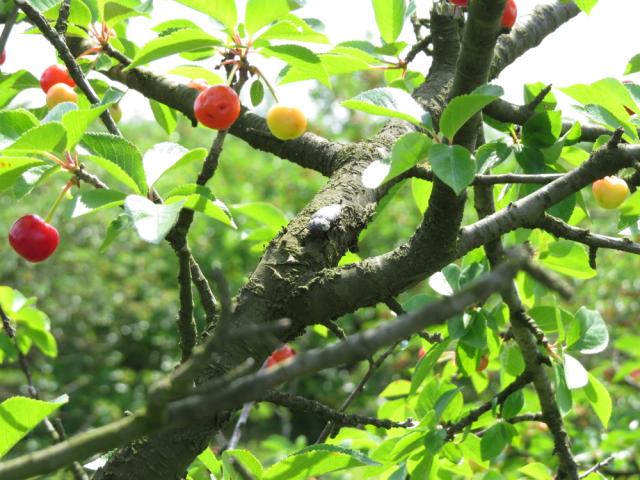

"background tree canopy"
[0, 0, 639, 479]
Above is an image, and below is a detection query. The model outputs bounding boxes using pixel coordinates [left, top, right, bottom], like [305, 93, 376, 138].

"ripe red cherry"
[40, 65, 76, 93]
[9, 215, 60, 263]
[194, 85, 241, 130]
[0, 50, 6, 66]
[501, 0, 517, 29]
[266, 344, 296, 368]
[449, 0, 468, 6]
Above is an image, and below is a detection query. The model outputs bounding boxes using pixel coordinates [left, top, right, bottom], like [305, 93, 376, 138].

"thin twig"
[579, 456, 614, 479]
[266, 391, 413, 430]
[54, 0, 71, 36]
[14, 0, 121, 135]
[0, 5, 18, 55]
[0, 305, 89, 480]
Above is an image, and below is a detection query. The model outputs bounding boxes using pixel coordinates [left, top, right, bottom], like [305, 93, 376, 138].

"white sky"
[2, 0, 639, 122]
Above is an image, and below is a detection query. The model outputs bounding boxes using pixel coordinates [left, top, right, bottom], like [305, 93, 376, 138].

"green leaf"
[71, 189, 127, 217]
[429, 144, 475, 195]
[439, 85, 503, 140]
[625, 53, 640, 75]
[564, 353, 588, 390]
[99, 213, 132, 252]
[372, 0, 405, 44]
[519, 463, 553, 480]
[232, 202, 288, 229]
[0, 109, 40, 141]
[149, 100, 178, 135]
[0, 157, 47, 193]
[14, 306, 57, 357]
[168, 66, 224, 85]
[554, 363, 573, 415]
[81, 133, 146, 194]
[582, 373, 612, 428]
[567, 307, 609, 354]
[4, 123, 67, 155]
[501, 390, 524, 420]
[246, 0, 297, 35]
[539, 240, 596, 279]
[143, 143, 199, 188]
[124, 195, 185, 244]
[264, 444, 378, 480]
[256, 15, 329, 44]
[262, 45, 330, 88]
[572, 0, 598, 14]
[522, 111, 562, 149]
[196, 447, 222, 476]
[12, 165, 58, 199]
[250, 79, 265, 106]
[166, 184, 236, 228]
[475, 141, 512, 174]
[342, 87, 425, 126]
[0, 395, 68, 458]
[0, 70, 39, 109]
[127, 29, 222, 69]
[380, 380, 410, 398]
[222, 449, 263, 479]
[62, 104, 110, 149]
[560, 78, 638, 140]
[411, 339, 451, 394]
[480, 422, 514, 460]
[361, 132, 431, 188]
[174, 0, 237, 29]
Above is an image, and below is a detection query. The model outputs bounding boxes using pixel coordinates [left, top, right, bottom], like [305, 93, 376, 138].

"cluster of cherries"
[449, 0, 518, 29]
[191, 81, 307, 140]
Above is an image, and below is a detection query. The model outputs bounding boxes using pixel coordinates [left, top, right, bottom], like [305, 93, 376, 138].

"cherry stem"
[226, 62, 239, 86]
[44, 179, 74, 223]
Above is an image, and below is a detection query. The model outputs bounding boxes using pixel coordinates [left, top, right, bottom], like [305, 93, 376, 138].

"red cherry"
[0, 50, 6, 66]
[9, 215, 60, 263]
[194, 85, 241, 130]
[449, 0, 468, 6]
[266, 344, 296, 368]
[418, 347, 426, 359]
[501, 0, 517, 29]
[40, 65, 76, 93]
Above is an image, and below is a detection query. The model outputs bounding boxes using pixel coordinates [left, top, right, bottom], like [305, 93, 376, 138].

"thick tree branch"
[490, 1, 581, 78]
[63, 3, 587, 477]
[473, 184, 579, 479]
[101, 63, 343, 176]
[0, 255, 528, 479]
[484, 97, 635, 143]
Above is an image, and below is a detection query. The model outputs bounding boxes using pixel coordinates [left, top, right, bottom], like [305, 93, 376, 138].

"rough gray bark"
[90, 3, 586, 479]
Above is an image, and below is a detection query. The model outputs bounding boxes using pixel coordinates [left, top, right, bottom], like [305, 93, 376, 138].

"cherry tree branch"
[266, 391, 413, 430]
[0, 254, 528, 479]
[531, 213, 640, 256]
